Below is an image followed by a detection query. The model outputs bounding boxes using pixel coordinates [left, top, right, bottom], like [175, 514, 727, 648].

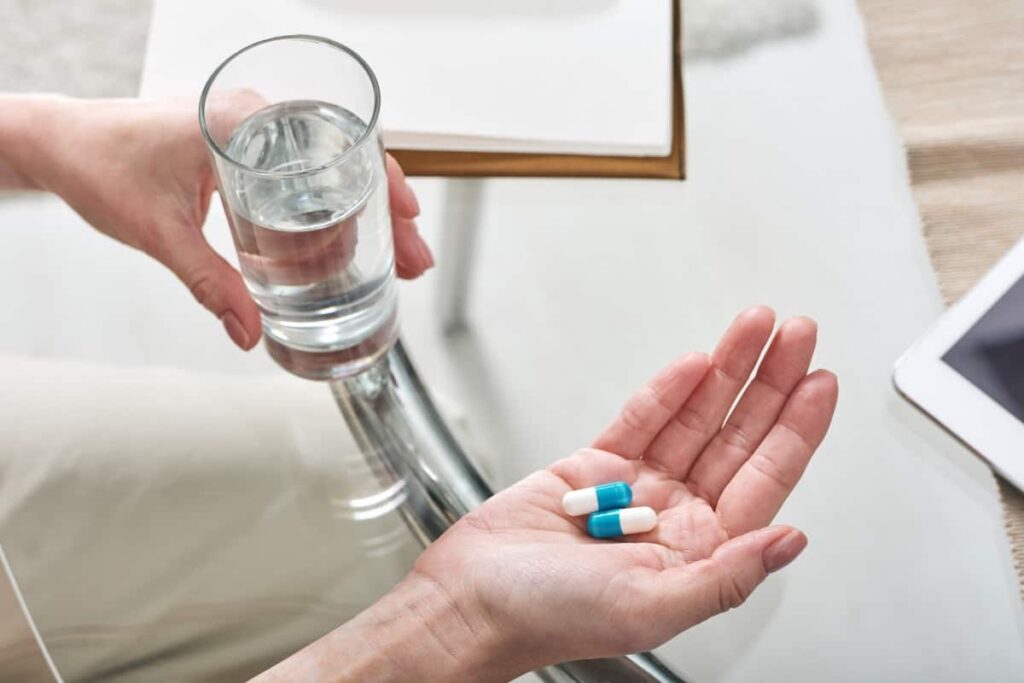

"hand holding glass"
[200, 35, 395, 380]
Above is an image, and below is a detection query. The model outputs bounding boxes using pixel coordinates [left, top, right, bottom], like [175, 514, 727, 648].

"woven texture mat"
[859, 0, 1024, 594]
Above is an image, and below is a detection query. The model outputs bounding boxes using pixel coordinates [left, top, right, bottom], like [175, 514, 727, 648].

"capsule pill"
[561, 481, 633, 517]
[587, 507, 658, 539]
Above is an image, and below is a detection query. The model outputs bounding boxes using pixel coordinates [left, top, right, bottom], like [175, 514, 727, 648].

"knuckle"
[690, 560, 751, 616]
[187, 271, 222, 313]
[718, 420, 755, 453]
[758, 374, 794, 400]
[717, 572, 751, 613]
[673, 402, 708, 436]
[619, 401, 648, 433]
[643, 383, 674, 416]
[748, 452, 795, 490]
[714, 362, 748, 386]
[777, 420, 817, 453]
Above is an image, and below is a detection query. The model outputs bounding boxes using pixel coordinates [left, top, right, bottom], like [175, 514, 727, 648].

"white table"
[404, 4, 1024, 678]
[2, 0, 1021, 680]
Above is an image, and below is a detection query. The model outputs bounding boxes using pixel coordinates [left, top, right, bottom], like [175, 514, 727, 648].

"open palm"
[414, 307, 838, 669]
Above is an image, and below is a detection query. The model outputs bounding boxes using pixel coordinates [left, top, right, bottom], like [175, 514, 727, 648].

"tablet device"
[895, 237, 1024, 491]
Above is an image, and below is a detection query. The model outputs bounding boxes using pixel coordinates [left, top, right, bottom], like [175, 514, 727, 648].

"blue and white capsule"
[561, 481, 633, 517]
[587, 507, 658, 539]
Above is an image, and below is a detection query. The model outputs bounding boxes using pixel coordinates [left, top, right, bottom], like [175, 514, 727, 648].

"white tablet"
[895, 237, 1024, 491]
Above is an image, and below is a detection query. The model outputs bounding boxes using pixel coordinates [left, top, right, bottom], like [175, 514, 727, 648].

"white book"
[141, 0, 674, 157]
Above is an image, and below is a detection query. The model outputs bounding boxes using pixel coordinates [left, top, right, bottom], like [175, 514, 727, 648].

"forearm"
[252, 572, 528, 683]
[0, 94, 71, 191]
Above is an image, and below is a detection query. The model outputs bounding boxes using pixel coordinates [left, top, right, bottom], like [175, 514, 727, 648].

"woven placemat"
[859, 0, 1024, 595]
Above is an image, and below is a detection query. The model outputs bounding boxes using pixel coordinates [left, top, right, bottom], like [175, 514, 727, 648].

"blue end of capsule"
[587, 510, 625, 539]
[594, 481, 632, 511]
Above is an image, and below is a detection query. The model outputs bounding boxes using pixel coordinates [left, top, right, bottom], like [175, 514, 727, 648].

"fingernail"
[763, 529, 807, 573]
[221, 311, 251, 350]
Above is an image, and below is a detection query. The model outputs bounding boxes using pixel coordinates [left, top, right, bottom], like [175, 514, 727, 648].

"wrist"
[362, 571, 526, 682]
[254, 571, 531, 683]
[0, 94, 72, 191]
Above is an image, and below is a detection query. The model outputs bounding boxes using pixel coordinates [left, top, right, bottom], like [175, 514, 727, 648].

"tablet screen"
[943, 274, 1024, 421]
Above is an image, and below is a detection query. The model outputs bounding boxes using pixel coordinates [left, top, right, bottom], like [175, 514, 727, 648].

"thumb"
[162, 234, 262, 350]
[658, 526, 807, 630]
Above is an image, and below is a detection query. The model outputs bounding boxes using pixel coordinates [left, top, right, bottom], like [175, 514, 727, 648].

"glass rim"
[198, 34, 382, 178]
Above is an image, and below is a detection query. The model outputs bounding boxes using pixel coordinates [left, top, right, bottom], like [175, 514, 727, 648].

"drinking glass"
[199, 35, 397, 380]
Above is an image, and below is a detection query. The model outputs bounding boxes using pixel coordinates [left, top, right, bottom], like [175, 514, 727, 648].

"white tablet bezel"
[894, 237, 1024, 490]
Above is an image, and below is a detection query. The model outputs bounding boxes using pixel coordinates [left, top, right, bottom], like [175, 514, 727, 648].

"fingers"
[643, 307, 776, 478]
[592, 353, 711, 459]
[549, 448, 640, 490]
[393, 216, 434, 279]
[202, 88, 269, 147]
[386, 154, 419, 218]
[651, 525, 806, 631]
[716, 370, 838, 536]
[685, 317, 818, 504]
[162, 233, 262, 350]
[386, 154, 434, 279]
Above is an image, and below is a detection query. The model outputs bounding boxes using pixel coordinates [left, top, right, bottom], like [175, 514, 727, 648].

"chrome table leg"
[437, 178, 484, 334]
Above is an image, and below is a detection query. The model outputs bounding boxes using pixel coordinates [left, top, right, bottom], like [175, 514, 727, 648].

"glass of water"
[199, 35, 397, 380]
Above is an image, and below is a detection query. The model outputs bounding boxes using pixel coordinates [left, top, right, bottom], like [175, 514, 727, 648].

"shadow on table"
[685, 0, 820, 62]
